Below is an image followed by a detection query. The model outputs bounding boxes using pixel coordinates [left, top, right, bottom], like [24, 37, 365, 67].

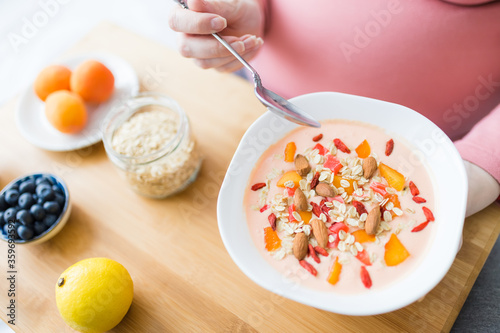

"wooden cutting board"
[1, 22, 499, 332]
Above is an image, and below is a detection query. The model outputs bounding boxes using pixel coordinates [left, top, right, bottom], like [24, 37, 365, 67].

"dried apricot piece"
[384, 233, 410, 266]
[355, 139, 371, 158]
[352, 229, 376, 243]
[327, 257, 342, 285]
[379, 163, 405, 191]
[264, 227, 281, 252]
[333, 175, 354, 195]
[284, 142, 296, 162]
[276, 171, 302, 189]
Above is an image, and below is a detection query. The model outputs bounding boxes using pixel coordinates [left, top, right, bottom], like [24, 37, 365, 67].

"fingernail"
[243, 36, 257, 49]
[230, 41, 245, 53]
[211, 17, 226, 31]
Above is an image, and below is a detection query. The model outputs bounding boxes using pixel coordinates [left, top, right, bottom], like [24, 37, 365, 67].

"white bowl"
[1, 173, 71, 245]
[217, 92, 467, 315]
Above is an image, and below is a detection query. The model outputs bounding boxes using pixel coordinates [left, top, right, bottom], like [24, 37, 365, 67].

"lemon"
[55, 258, 133, 333]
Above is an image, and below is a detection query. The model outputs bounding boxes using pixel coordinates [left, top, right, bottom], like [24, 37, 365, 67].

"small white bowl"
[217, 92, 467, 315]
[1, 173, 71, 245]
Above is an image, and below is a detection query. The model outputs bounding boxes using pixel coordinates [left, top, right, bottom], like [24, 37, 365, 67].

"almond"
[293, 232, 309, 260]
[315, 183, 337, 198]
[294, 189, 308, 211]
[311, 219, 329, 248]
[294, 154, 311, 177]
[363, 156, 378, 179]
[365, 205, 381, 235]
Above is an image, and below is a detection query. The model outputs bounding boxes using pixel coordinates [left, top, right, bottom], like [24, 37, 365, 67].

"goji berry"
[422, 206, 435, 221]
[299, 260, 317, 276]
[251, 182, 266, 191]
[385, 139, 394, 156]
[260, 204, 269, 213]
[360, 266, 372, 289]
[268, 213, 277, 231]
[412, 196, 427, 204]
[311, 201, 322, 217]
[411, 221, 430, 232]
[310, 172, 320, 189]
[312, 134, 323, 142]
[352, 200, 368, 216]
[314, 246, 329, 257]
[334, 138, 351, 153]
[409, 181, 420, 196]
[309, 244, 320, 263]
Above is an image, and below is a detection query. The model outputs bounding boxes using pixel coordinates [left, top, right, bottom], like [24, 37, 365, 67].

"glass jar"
[103, 92, 202, 198]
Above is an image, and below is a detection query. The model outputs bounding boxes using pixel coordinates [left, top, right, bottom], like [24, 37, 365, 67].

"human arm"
[168, 0, 267, 72]
[455, 104, 500, 217]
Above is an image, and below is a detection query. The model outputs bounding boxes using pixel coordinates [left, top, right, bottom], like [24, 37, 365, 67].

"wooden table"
[1, 22, 499, 332]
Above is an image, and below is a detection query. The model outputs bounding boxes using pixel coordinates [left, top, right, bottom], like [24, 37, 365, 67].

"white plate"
[217, 92, 467, 315]
[16, 52, 139, 151]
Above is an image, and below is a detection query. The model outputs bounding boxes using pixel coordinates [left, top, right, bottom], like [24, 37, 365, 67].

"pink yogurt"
[245, 120, 436, 294]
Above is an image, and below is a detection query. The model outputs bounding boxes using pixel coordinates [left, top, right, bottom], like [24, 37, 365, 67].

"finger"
[169, 4, 227, 34]
[179, 34, 244, 59]
[193, 36, 263, 68]
[214, 48, 262, 73]
[180, 34, 261, 59]
[188, 0, 238, 20]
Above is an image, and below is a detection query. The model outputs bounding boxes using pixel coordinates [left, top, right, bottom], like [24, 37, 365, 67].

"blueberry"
[4, 222, 20, 239]
[17, 225, 34, 240]
[33, 221, 47, 235]
[2, 223, 10, 236]
[37, 185, 55, 202]
[32, 194, 38, 201]
[9, 183, 19, 190]
[19, 180, 36, 194]
[54, 193, 65, 207]
[30, 204, 46, 221]
[18, 192, 35, 209]
[0, 212, 3, 226]
[52, 185, 63, 194]
[0, 194, 7, 210]
[3, 207, 18, 224]
[43, 201, 61, 215]
[43, 214, 58, 227]
[5, 189, 20, 206]
[36, 176, 54, 186]
[16, 210, 33, 226]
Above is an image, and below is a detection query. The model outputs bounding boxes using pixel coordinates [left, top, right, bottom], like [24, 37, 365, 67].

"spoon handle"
[172, 0, 259, 78]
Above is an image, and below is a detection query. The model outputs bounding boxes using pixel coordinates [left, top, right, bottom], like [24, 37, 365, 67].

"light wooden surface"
[1, 22, 499, 333]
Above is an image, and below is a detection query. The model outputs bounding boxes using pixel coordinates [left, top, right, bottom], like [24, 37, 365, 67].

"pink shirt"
[252, 0, 500, 182]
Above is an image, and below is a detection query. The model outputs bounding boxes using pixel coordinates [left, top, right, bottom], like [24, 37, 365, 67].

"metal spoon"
[173, 0, 321, 128]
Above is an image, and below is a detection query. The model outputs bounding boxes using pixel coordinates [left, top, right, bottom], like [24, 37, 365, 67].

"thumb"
[188, 0, 236, 19]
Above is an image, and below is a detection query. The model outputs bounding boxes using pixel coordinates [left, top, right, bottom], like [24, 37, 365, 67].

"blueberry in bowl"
[0, 173, 71, 245]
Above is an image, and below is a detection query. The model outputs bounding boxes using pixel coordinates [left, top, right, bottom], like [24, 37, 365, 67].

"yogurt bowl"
[217, 92, 467, 315]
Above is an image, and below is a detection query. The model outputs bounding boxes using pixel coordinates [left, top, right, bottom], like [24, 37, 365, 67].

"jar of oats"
[103, 92, 202, 198]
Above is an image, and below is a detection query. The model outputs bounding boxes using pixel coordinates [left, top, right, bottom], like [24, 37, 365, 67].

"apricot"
[264, 227, 281, 251]
[327, 257, 342, 285]
[379, 163, 405, 191]
[34, 65, 72, 101]
[333, 175, 354, 195]
[298, 210, 312, 224]
[355, 139, 371, 158]
[70, 60, 114, 103]
[45, 90, 87, 134]
[276, 171, 302, 189]
[384, 233, 410, 266]
[352, 229, 376, 243]
[284, 142, 296, 162]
